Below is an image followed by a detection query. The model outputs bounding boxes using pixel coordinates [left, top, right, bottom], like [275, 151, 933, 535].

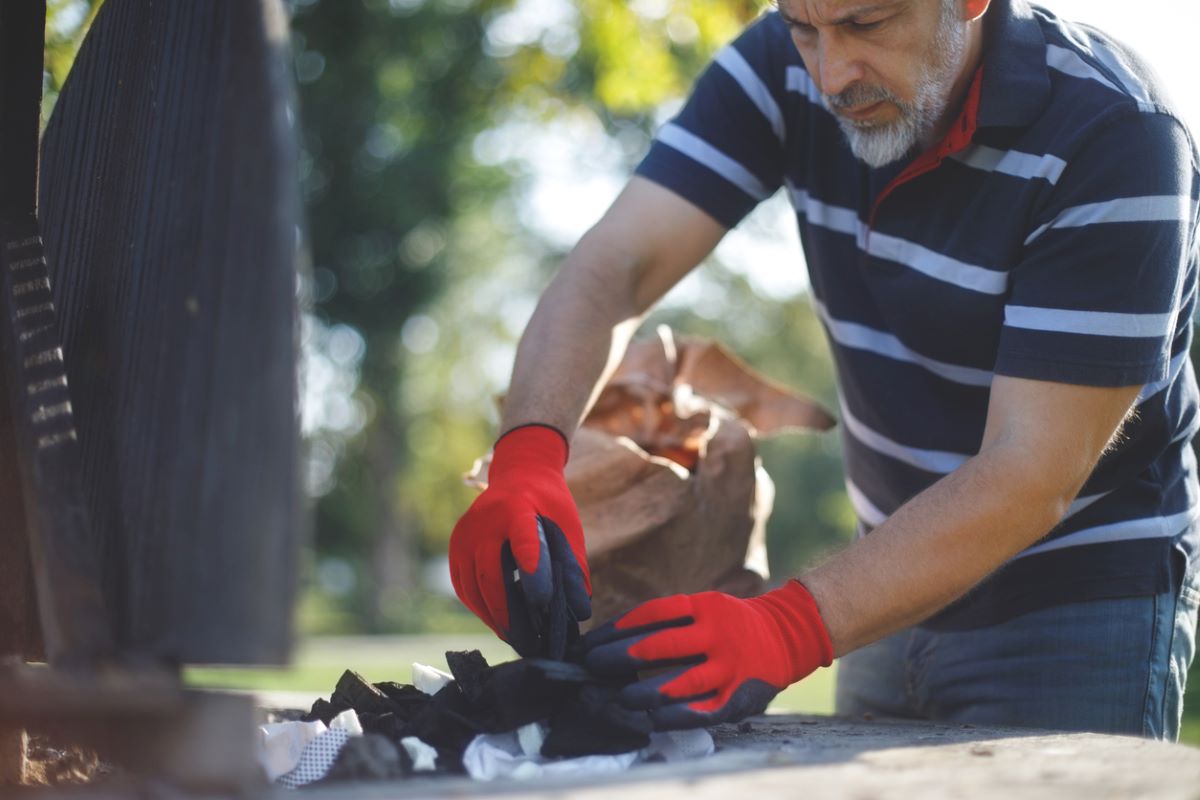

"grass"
[1181, 714, 1200, 747]
[186, 635, 515, 696]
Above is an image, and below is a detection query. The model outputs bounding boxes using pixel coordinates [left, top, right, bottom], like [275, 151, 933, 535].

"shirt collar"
[977, 0, 1051, 129]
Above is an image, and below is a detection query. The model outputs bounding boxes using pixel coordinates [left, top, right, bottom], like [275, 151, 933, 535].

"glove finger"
[579, 594, 695, 651]
[683, 678, 779, 723]
[654, 658, 726, 703]
[618, 664, 717, 711]
[631, 663, 728, 730]
[648, 701, 717, 731]
[476, 543, 514, 636]
[614, 594, 696, 631]
[582, 620, 698, 675]
[450, 550, 501, 638]
[541, 550, 575, 661]
[502, 541, 542, 657]
[581, 629, 654, 676]
[626, 624, 710, 665]
[545, 503, 592, 596]
[513, 515, 553, 611]
[545, 518, 591, 622]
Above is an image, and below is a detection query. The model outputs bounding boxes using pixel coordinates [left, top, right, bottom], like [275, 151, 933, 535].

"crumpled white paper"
[329, 708, 363, 736]
[412, 662, 454, 695]
[461, 723, 715, 781]
[259, 709, 378, 788]
[258, 719, 326, 782]
[400, 736, 439, 771]
[277, 728, 353, 789]
[259, 661, 718, 786]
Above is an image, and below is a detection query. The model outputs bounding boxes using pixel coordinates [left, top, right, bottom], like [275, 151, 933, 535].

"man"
[450, 0, 1200, 739]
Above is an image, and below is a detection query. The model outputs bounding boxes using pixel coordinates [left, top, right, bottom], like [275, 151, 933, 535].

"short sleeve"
[994, 110, 1199, 387]
[634, 13, 794, 230]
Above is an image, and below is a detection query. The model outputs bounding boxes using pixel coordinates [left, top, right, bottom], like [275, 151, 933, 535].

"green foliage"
[491, 0, 766, 116]
[1181, 711, 1200, 746]
[294, 0, 509, 344]
[294, 0, 517, 630]
[576, 0, 751, 113]
[43, 0, 104, 121]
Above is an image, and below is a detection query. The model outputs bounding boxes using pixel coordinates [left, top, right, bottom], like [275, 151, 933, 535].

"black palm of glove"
[501, 516, 583, 659]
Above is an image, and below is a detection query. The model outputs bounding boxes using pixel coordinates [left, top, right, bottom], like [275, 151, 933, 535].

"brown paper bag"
[467, 325, 834, 626]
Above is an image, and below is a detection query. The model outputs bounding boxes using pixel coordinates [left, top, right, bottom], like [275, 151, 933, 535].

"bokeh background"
[42, 0, 1199, 741]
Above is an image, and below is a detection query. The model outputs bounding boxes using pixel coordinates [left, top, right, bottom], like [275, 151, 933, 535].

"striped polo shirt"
[635, 0, 1200, 628]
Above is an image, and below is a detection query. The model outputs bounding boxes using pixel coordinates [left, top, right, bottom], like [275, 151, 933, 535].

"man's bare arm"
[803, 376, 1142, 655]
[500, 176, 726, 436]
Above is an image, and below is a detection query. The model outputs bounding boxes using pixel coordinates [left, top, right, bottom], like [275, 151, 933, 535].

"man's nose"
[815, 35, 865, 98]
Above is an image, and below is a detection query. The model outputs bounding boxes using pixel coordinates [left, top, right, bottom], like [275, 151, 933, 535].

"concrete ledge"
[295, 714, 1200, 800]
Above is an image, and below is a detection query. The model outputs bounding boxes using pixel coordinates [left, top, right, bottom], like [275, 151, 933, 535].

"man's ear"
[961, 0, 991, 23]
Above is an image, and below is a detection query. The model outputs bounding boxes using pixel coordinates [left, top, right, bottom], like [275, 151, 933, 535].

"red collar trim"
[869, 66, 984, 227]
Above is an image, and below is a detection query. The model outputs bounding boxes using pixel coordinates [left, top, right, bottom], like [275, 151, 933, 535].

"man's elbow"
[978, 442, 1096, 533]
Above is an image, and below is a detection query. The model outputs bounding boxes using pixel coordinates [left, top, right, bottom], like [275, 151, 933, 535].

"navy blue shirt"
[636, 0, 1200, 628]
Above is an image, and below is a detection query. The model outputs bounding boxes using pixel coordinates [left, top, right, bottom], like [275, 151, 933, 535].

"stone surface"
[291, 714, 1200, 800]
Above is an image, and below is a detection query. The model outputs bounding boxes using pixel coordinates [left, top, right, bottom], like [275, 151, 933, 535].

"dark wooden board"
[0, 358, 42, 660]
[35, 0, 301, 664]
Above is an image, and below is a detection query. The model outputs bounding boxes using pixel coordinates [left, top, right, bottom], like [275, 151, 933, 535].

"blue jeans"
[835, 564, 1200, 740]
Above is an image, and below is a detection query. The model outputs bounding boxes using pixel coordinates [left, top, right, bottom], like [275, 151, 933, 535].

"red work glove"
[449, 423, 591, 657]
[579, 581, 833, 729]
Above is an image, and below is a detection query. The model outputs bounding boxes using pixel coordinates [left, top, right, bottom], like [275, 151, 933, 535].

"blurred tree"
[294, 0, 795, 631]
[291, 0, 519, 631]
[495, 0, 762, 115]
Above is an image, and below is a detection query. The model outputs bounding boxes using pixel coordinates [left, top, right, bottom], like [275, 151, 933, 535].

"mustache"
[824, 83, 901, 110]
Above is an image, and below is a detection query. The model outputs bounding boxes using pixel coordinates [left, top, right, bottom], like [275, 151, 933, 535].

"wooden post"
[0, 727, 26, 786]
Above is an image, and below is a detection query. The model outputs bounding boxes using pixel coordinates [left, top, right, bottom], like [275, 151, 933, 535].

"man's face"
[775, 0, 971, 166]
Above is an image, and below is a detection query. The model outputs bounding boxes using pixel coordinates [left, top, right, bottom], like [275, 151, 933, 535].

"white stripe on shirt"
[864, 229, 1010, 295]
[656, 123, 771, 200]
[1012, 506, 1197, 560]
[847, 485, 1110, 532]
[951, 145, 1068, 185]
[788, 186, 1010, 295]
[1138, 349, 1189, 403]
[840, 398, 972, 474]
[813, 298, 994, 387]
[1086, 37, 1154, 105]
[1026, 195, 1190, 245]
[1064, 490, 1111, 520]
[846, 479, 889, 527]
[1047, 44, 1121, 94]
[1004, 305, 1175, 338]
[789, 186, 859, 235]
[715, 46, 785, 142]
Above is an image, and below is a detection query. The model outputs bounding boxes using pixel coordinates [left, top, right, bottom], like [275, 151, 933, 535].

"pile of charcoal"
[297, 650, 656, 781]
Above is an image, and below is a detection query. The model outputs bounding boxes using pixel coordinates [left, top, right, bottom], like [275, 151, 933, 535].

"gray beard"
[826, 8, 971, 168]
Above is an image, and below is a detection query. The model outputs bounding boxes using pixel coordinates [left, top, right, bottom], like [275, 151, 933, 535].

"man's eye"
[790, 22, 817, 36]
[849, 20, 883, 32]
